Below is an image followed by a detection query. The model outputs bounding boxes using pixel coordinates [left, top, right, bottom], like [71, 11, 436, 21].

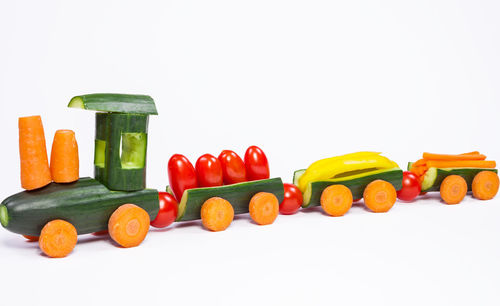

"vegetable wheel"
[320, 185, 353, 217]
[39, 220, 78, 258]
[108, 204, 150, 248]
[472, 171, 499, 200]
[440, 175, 467, 204]
[363, 180, 397, 212]
[201, 197, 234, 231]
[249, 192, 279, 225]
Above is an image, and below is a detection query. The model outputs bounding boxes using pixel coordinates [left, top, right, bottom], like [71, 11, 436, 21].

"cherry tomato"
[279, 183, 303, 215]
[151, 192, 178, 228]
[168, 154, 198, 201]
[397, 171, 422, 201]
[218, 150, 247, 184]
[244, 146, 270, 181]
[195, 154, 223, 187]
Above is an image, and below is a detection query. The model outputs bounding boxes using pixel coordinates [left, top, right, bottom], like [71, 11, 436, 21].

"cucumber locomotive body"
[0, 178, 159, 236]
[175, 178, 285, 221]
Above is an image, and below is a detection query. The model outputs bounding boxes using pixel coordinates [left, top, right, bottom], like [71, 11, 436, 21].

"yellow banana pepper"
[298, 152, 399, 192]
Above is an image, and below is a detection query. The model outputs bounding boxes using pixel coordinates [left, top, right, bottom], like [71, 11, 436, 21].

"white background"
[1, 1, 499, 305]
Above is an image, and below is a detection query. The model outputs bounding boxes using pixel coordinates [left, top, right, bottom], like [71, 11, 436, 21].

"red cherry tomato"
[397, 171, 422, 201]
[168, 154, 198, 201]
[218, 150, 247, 184]
[244, 146, 270, 181]
[151, 192, 178, 228]
[279, 183, 303, 215]
[195, 154, 223, 187]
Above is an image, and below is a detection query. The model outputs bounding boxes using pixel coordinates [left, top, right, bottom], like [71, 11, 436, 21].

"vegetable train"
[1, 94, 498, 258]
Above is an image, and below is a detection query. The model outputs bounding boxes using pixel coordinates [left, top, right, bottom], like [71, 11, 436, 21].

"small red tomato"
[397, 171, 422, 201]
[151, 192, 178, 228]
[218, 150, 247, 184]
[168, 154, 198, 201]
[196, 154, 223, 187]
[244, 146, 270, 181]
[279, 183, 303, 215]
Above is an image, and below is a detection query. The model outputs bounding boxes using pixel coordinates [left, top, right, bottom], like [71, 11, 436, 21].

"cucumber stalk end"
[68, 97, 85, 109]
[0, 204, 8, 228]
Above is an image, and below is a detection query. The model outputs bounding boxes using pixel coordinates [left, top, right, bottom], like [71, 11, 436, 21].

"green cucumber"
[420, 167, 498, 192]
[68, 93, 158, 115]
[175, 178, 285, 221]
[0, 178, 159, 236]
[295, 168, 403, 208]
[407, 162, 413, 171]
[293, 169, 306, 186]
[95, 113, 149, 191]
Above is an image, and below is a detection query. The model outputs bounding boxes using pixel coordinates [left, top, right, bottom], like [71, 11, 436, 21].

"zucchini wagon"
[293, 152, 403, 215]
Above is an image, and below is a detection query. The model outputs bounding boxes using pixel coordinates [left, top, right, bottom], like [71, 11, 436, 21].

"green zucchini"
[295, 168, 403, 208]
[68, 93, 158, 115]
[95, 113, 149, 191]
[420, 167, 498, 192]
[175, 178, 285, 221]
[0, 178, 159, 236]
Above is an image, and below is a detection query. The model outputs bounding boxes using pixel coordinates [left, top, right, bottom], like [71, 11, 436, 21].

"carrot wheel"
[108, 204, 150, 248]
[440, 175, 467, 204]
[39, 220, 78, 258]
[472, 171, 499, 200]
[23, 235, 39, 242]
[320, 185, 353, 217]
[249, 192, 279, 225]
[201, 197, 234, 231]
[363, 180, 397, 213]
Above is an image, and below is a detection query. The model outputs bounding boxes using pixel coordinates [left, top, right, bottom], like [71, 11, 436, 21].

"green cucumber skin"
[177, 178, 285, 221]
[303, 169, 403, 208]
[95, 113, 149, 191]
[0, 178, 159, 236]
[423, 168, 498, 192]
[69, 93, 158, 115]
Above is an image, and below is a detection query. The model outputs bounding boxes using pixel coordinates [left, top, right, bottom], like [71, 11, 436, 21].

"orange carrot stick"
[50, 130, 79, 183]
[461, 151, 480, 155]
[426, 160, 496, 169]
[423, 153, 486, 161]
[19, 116, 52, 190]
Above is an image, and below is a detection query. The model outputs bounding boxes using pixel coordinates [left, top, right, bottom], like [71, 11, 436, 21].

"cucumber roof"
[68, 93, 158, 115]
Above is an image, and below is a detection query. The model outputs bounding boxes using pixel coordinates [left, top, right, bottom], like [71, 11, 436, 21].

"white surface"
[1, 1, 499, 305]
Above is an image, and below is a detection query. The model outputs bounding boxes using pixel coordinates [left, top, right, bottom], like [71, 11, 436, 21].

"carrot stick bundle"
[423, 152, 486, 161]
[50, 130, 79, 183]
[19, 116, 52, 190]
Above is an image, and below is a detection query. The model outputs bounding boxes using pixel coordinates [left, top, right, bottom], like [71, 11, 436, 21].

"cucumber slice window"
[94, 139, 106, 168]
[120, 133, 147, 169]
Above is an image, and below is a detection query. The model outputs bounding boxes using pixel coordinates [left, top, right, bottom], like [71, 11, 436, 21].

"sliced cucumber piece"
[176, 178, 284, 221]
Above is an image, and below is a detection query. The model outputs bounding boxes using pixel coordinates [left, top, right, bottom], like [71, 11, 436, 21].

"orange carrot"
[461, 151, 480, 155]
[50, 130, 79, 183]
[423, 152, 486, 161]
[363, 180, 397, 213]
[320, 185, 353, 217]
[108, 204, 150, 248]
[23, 235, 39, 242]
[200, 197, 234, 231]
[426, 160, 496, 169]
[18, 116, 52, 190]
[39, 219, 77, 258]
[249, 192, 279, 225]
[472, 171, 499, 200]
[440, 175, 467, 204]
